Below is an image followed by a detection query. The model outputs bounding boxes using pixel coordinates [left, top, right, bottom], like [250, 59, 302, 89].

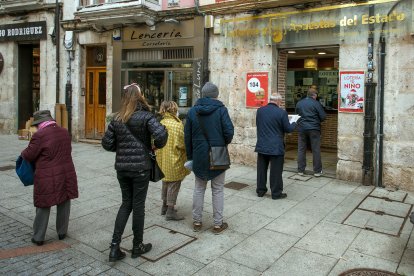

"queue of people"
[20, 82, 324, 263]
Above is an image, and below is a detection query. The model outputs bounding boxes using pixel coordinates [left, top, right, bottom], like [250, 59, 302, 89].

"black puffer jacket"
[102, 108, 168, 172]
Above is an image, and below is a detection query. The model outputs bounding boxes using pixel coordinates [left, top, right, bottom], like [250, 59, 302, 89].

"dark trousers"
[298, 130, 322, 173]
[33, 200, 71, 241]
[256, 153, 284, 198]
[112, 170, 150, 245]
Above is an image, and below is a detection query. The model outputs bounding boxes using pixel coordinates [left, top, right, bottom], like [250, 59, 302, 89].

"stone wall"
[209, 19, 273, 166]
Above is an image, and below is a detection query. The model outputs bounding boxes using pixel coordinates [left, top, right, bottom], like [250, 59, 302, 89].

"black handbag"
[125, 124, 165, 182]
[197, 113, 230, 170]
[149, 151, 165, 182]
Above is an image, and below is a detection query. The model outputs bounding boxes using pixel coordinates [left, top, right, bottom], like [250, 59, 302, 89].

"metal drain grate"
[342, 188, 413, 236]
[0, 165, 15, 171]
[121, 225, 196, 262]
[224, 182, 249, 190]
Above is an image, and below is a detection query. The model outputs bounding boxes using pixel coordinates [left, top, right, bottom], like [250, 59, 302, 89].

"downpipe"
[362, 5, 376, 186]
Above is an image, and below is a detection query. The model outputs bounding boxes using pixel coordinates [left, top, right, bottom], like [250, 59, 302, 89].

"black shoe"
[257, 191, 266, 197]
[272, 193, 287, 200]
[58, 234, 66, 240]
[108, 242, 126, 262]
[31, 238, 44, 246]
[131, 243, 152, 259]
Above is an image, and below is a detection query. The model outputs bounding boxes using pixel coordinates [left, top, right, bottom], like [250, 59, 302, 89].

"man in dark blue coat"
[295, 88, 326, 177]
[185, 82, 234, 234]
[255, 93, 297, 199]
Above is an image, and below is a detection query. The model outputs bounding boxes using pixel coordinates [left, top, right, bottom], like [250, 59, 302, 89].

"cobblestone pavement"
[1, 134, 414, 276]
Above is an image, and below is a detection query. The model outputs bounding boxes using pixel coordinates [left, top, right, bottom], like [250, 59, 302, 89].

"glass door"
[127, 70, 165, 111]
[166, 70, 193, 116]
[123, 69, 193, 114]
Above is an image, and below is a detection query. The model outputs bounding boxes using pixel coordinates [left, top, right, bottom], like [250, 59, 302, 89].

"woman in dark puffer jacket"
[102, 84, 168, 262]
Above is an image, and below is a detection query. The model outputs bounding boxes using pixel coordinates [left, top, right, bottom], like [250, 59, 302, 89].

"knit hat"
[201, 82, 219, 98]
[31, 110, 54, 126]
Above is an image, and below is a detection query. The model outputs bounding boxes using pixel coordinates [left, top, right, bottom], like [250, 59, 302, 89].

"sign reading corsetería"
[0, 21, 47, 42]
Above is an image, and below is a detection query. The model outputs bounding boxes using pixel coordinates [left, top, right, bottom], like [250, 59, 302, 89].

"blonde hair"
[159, 101, 178, 116]
[115, 84, 150, 123]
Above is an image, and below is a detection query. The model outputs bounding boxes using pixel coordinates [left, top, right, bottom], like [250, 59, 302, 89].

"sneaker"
[314, 171, 323, 177]
[212, 222, 228, 235]
[257, 191, 266, 197]
[298, 172, 304, 176]
[193, 222, 202, 232]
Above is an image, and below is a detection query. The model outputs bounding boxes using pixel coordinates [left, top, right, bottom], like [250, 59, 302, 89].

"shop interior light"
[288, 50, 296, 54]
[318, 52, 326, 55]
[304, 57, 318, 69]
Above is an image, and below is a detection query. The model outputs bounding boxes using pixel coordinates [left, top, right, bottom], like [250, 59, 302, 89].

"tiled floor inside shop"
[284, 146, 337, 178]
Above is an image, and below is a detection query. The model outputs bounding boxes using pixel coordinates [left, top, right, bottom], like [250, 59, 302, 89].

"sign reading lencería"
[0, 21, 47, 42]
[123, 23, 194, 47]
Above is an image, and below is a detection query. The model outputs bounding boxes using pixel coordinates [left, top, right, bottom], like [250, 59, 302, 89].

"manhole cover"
[0, 165, 15, 171]
[121, 225, 196, 262]
[224, 182, 249, 190]
[339, 268, 398, 276]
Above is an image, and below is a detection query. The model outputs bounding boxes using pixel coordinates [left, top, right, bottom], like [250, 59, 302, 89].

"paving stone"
[370, 188, 407, 202]
[295, 221, 361, 258]
[349, 230, 408, 262]
[139, 252, 204, 275]
[328, 250, 399, 276]
[222, 229, 299, 272]
[344, 209, 405, 235]
[264, 247, 337, 276]
[196, 258, 261, 276]
[359, 196, 412, 217]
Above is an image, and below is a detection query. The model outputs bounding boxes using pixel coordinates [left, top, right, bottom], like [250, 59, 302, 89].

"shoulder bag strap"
[196, 112, 211, 148]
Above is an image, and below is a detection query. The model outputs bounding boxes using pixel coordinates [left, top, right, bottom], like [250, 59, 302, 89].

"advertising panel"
[246, 72, 268, 108]
[339, 71, 365, 113]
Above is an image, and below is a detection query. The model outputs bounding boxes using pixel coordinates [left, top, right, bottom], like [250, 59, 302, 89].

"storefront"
[0, 20, 50, 132]
[208, 0, 413, 189]
[112, 16, 206, 117]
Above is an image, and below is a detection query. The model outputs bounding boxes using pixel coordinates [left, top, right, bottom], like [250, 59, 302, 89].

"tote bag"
[15, 156, 34, 186]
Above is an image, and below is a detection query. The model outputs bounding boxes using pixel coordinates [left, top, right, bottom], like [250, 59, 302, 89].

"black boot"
[131, 242, 152, 259]
[161, 201, 168, 215]
[109, 242, 126, 262]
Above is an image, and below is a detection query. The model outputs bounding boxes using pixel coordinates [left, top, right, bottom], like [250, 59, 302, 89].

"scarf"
[38, 120, 57, 130]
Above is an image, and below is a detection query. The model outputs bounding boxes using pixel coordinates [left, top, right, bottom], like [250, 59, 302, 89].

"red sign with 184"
[246, 72, 268, 108]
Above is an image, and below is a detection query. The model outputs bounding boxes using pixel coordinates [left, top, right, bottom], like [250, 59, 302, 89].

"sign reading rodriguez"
[0, 21, 47, 42]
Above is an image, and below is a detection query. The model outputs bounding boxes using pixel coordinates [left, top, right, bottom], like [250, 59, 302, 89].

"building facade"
[0, 0, 413, 191]
[200, 0, 414, 191]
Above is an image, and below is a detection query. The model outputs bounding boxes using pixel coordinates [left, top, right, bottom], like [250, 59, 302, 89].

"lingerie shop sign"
[0, 21, 47, 42]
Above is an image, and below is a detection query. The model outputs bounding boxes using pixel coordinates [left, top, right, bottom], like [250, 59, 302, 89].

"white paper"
[184, 160, 193, 171]
[288, 115, 301, 124]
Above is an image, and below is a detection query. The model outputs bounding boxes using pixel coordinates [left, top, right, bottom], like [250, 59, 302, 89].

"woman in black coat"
[102, 84, 168, 261]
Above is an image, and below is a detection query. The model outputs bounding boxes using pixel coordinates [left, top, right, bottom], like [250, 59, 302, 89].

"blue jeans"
[112, 170, 150, 245]
[298, 130, 322, 173]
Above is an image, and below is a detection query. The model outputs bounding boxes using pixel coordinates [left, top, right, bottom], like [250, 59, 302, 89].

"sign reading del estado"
[0, 21, 47, 42]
